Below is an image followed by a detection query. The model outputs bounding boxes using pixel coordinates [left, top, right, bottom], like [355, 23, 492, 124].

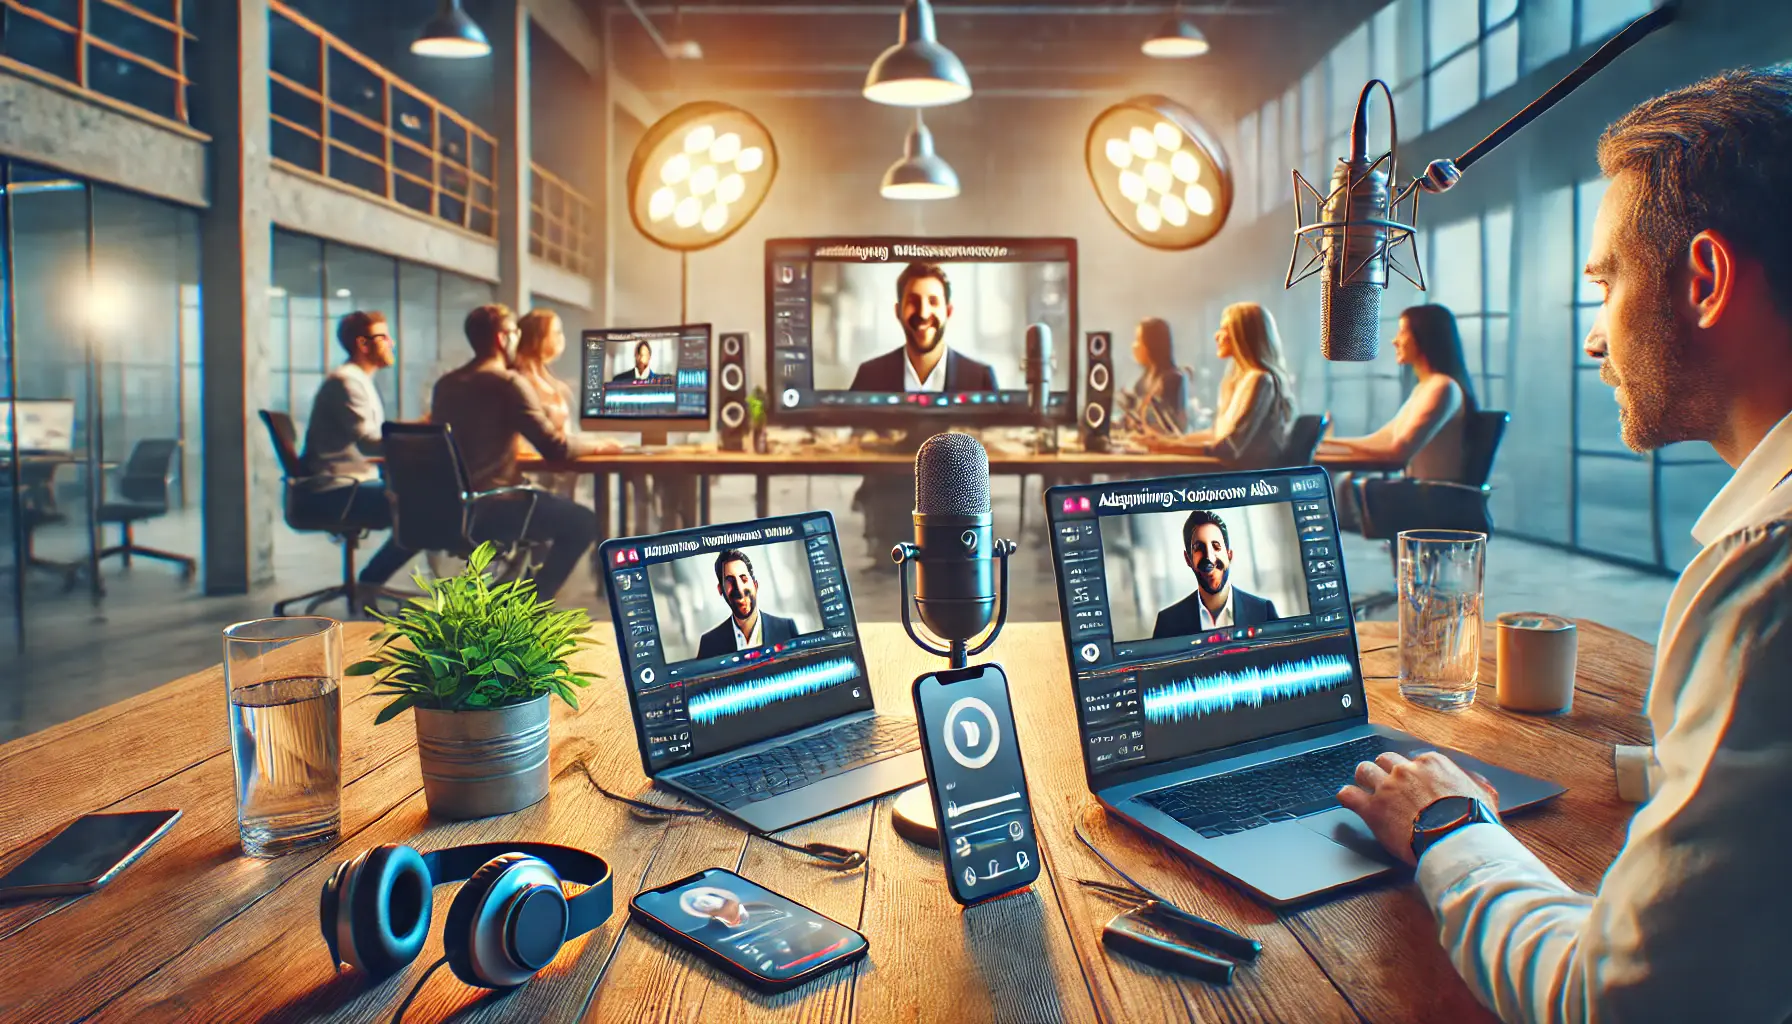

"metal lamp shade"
[882, 117, 959, 200]
[1141, 15, 1210, 58]
[413, 0, 491, 58]
[864, 0, 972, 107]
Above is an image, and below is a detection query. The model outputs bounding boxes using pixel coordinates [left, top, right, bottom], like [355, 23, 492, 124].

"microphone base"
[891, 784, 940, 848]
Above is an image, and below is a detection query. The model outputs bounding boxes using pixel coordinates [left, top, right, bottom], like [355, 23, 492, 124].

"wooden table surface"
[0, 620, 1651, 1023]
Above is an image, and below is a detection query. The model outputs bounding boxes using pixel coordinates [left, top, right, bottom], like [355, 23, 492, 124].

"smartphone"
[912, 663, 1042, 905]
[629, 867, 868, 992]
[0, 809, 181, 902]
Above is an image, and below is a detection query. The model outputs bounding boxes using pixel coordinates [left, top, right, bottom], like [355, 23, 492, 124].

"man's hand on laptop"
[1336, 751, 1499, 867]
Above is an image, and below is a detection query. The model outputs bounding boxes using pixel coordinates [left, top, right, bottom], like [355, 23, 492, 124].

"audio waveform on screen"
[1142, 654, 1355, 723]
[676, 369, 707, 389]
[605, 389, 675, 407]
[688, 657, 861, 725]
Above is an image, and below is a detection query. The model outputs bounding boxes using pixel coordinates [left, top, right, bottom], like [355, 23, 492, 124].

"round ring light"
[1085, 95, 1232, 251]
[628, 101, 779, 252]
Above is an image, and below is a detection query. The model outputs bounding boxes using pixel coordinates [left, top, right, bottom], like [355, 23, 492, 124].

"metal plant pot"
[413, 695, 552, 820]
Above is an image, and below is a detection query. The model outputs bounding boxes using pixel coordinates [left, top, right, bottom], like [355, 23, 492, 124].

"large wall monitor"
[764, 237, 1077, 426]
[580, 324, 712, 445]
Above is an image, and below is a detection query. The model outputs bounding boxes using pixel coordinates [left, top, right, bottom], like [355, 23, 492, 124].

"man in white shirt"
[1152, 509, 1279, 638]
[848, 263, 998, 393]
[695, 548, 799, 658]
[1336, 67, 1792, 1022]
[297, 310, 411, 593]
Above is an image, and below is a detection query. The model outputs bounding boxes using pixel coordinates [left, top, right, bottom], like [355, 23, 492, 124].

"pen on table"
[1073, 822, 1262, 962]
[1079, 880, 1263, 962]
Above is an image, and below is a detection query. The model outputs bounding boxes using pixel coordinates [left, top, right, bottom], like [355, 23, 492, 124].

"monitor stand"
[639, 429, 669, 447]
[857, 426, 936, 455]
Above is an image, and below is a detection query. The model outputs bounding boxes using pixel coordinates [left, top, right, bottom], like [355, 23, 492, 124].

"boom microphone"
[891, 432, 1017, 668]
[1025, 322, 1053, 419]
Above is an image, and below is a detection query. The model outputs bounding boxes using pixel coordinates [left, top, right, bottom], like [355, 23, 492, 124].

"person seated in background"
[1150, 302, 1295, 466]
[611, 340, 667, 384]
[514, 309, 579, 499]
[1318, 304, 1477, 530]
[850, 262, 998, 392]
[297, 310, 412, 598]
[430, 304, 615, 601]
[1117, 317, 1190, 434]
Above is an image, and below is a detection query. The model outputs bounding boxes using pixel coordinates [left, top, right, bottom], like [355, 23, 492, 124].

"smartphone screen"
[913, 664, 1042, 905]
[631, 868, 866, 985]
[0, 810, 180, 898]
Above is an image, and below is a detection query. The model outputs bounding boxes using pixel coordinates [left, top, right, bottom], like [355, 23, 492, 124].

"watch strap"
[1410, 797, 1496, 862]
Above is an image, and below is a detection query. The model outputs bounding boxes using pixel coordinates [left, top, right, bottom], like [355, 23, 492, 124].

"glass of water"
[224, 617, 343, 857]
[1398, 530, 1486, 711]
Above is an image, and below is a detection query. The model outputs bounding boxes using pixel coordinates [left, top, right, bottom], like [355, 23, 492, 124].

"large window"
[0, 0, 197, 124]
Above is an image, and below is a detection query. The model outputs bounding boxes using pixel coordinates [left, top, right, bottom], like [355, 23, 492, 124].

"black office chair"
[381, 422, 543, 584]
[1351, 410, 1510, 617]
[261, 410, 409, 617]
[1278, 412, 1331, 468]
[96, 438, 196, 579]
[0, 462, 81, 590]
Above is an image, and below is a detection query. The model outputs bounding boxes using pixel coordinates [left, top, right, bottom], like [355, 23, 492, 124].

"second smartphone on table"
[912, 663, 1042, 905]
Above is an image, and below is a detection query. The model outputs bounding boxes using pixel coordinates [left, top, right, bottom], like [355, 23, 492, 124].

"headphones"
[319, 842, 613, 989]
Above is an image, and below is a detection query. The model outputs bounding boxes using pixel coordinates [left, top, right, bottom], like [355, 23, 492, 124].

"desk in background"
[0, 619, 1648, 1023]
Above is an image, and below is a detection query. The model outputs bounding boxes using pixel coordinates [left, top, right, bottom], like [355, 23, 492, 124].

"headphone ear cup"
[444, 853, 533, 988]
[319, 860, 351, 967]
[346, 844, 434, 978]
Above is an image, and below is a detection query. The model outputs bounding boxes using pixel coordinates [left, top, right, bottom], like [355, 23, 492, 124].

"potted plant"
[748, 386, 769, 453]
[346, 543, 596, 820]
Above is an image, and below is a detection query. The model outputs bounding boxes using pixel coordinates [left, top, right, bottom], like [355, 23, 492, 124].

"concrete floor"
[0, 474, 1677, 742]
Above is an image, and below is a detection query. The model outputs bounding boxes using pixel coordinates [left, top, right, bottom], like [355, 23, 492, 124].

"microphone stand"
[891, 537, 1016, 669]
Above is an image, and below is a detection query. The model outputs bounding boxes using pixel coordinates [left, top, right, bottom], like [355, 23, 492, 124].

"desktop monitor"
[0, 399, 77, 453]
[580, 324, 712, 445]
[765, 237, 1077, 426]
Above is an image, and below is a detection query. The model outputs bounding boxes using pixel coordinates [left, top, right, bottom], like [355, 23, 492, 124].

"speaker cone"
[720, 363, 744, 392]
[722, 334, 742, 357]
[720, 402, 746, 428]
[1084, 403, 1106, 429]
[1089, 363, 1110, 393]
[1089, 332, 1109, 358]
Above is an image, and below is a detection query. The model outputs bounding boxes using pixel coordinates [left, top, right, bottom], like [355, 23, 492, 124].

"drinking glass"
[1397, 530, 1486, 711]
[224, 617, 343, 857]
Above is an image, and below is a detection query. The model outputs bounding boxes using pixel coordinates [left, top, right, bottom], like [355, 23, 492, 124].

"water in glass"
[1398, 531, 1486, 711]
[225, 617, 343, 857]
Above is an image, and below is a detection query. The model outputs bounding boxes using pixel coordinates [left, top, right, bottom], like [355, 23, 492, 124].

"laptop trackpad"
[1296, 807, 1395, 863]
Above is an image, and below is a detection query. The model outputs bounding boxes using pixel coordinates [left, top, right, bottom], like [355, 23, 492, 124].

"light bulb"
[1118, 170, 1147, 204]
[660, 153, 691, 186]
[1160, 192, 1189, 227]
[674, 195, 701, 228]
[691, 164, 718, 197]
[1171, 149, 1201, 183]
[1187, 183, 1215, 216]
[1143, 161, 1173, 194]
[736, 147, 765, 173]
[1153, 122, 1183, 151]
[1105, 138, 1133, 169]
[1129, 126, 1157, 160]
[648, 187, 676, 222]
[684, 124, 716, 154]
[1136, 202, 1162, 232]
[710, 132, 741, 164]
[701, 202, 729, 233]
[716, 173, 745, 205]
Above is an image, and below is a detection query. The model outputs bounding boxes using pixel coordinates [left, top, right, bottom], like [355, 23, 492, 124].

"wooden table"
[0, 620, 1649, 1023]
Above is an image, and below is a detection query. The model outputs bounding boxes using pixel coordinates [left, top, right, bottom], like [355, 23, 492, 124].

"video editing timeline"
[1047, 470, 1367, 775]
[580, 325, 711, 419]
[607, 515, 870, 771]
[917, 669, 1040, 903]
[763, 237, 1075, 417]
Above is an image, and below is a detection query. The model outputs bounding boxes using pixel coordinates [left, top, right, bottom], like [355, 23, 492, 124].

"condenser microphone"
[1025, 322, 1053, 419]
[891, 432, 1016, 667]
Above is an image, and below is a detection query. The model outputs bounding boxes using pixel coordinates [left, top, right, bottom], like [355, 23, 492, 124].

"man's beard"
[1604, 276, 1723, 452]
[904, 315, 946, 355]
[725, 583, 756, 621]
[1195, 557, 1229, 597]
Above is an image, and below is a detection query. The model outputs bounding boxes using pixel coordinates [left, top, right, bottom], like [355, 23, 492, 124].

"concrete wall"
[530, 254, 593, 308]
[0, 71, 206, 208]
[269, 165, 501, 282]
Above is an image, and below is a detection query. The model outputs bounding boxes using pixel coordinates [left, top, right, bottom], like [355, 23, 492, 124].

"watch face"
[1417, 796, 1473, 831]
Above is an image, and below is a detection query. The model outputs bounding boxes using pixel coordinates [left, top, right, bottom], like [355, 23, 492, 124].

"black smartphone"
[629, 867, 868, 992]
[912, 663, 1042, 906]
[0, 809, 181, 902]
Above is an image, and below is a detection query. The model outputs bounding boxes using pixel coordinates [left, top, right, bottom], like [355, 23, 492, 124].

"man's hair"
[636, 340, 653, 360]
[336, 310, 385, 356]
[895, 262, 951, 305]
[714, 548, 755, 583]
[1597, 65, 1792, 313]
[1182, 509, 1229, 554]
[463, 303, 515, 352]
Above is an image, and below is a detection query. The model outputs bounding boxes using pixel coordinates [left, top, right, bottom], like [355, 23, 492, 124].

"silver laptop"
[600, 512, 923, 833]
[1044, 467, 1563, 905]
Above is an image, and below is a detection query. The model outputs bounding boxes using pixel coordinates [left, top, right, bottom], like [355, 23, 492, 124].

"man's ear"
[1685, 229, 1735, 330]
[1184, 549, 1195, 570]
[945, 302, 955, 319]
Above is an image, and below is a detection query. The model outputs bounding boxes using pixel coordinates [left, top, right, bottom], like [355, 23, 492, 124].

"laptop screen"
[1045, 467, 1365, 779]
[1, 400, 76, 453]
[602, 513, 872, 774]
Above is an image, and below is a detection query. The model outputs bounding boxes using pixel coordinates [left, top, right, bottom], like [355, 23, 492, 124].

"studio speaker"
[1080, 330, 1112, 453]
[717, 332, 750, 450]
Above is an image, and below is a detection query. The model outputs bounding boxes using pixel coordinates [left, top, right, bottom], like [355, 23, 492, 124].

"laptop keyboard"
[1139, 736, 1394, 838]
[673, 716, 920, 811]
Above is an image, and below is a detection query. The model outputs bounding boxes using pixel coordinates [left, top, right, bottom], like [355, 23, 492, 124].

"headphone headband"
[422, 842, 613, 937]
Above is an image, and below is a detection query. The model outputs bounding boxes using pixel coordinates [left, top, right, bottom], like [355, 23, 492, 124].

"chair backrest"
[1459, 410, 1509, 488]
[1280, 412, 1330, 467]
[381, 422, 474, 554]
[259, 410, 308, 480]
[116, 438, 180, 505]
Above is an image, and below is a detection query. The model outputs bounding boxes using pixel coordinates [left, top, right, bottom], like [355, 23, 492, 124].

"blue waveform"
[688, 657, 861, 725]
[1142, 654, 1355, 724]
[677, 369, 707, 389]
[605, 388, 674, 407]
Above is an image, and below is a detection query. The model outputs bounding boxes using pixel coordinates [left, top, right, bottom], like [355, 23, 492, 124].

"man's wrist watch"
[1410, 796, 1498, 862]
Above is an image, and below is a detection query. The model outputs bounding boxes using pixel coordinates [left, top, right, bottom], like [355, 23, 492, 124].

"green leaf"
[374, 692, 419, 725]
[344, 659, 384, 676]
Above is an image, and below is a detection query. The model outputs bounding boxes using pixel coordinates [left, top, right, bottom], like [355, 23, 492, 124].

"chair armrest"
[466, 486, 544, 553]
[467, 485, 550, 502]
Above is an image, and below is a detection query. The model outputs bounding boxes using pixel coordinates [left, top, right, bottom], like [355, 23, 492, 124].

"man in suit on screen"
[612, 340, 667, 384]
[1152, 509, 1279, 638]
[849, 262, 998, 393]
[697, 548, 799, 658]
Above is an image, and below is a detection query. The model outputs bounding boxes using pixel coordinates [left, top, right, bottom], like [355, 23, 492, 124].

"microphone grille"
[1321, 279, 1382, 362]
[914, 432, 991, 515]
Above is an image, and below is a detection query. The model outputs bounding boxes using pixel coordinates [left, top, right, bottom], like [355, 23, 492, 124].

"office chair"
[0, 461, 81, 591]
[1278, 412, 1331, 468]
[380, 423, 544, 585]
[260, 410, 410, 618]
[1351, 410, 1510, 617]
[96, 438, 196, 579]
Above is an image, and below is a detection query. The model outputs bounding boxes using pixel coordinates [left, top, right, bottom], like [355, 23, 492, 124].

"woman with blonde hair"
[514, 308, 578, 496]
[1152, 302, 1296, 466]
